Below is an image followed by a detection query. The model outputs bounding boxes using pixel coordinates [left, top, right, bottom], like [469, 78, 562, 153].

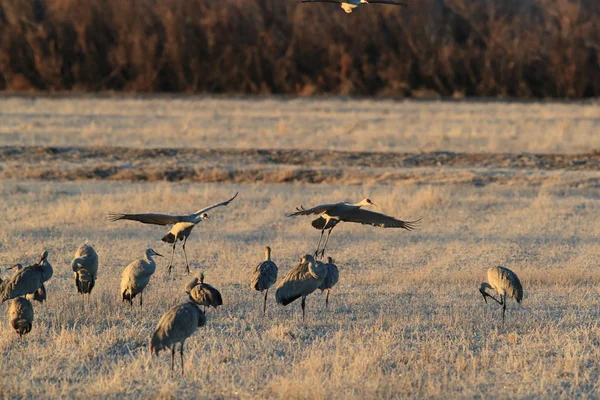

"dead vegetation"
[0, 0, 598, 97]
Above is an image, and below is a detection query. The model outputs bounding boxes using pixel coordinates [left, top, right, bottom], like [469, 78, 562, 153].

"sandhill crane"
[479, 266, 523, 323]
[120, 248, 163, 310]
[300, 0, 409, 14]
[318, 257, 339, 309]
[251, 246, 278, 316]
[8, 297, 34, 339]
[0, 251, 53, 302]
[3, 263, 46, 304]
[71, 244, 99, 296]
[109, 192, 238, 274]
[151, 301, 206, 375]
[185, 272, 223, 311]
[275, 254, 328, 321]
[288, 199, 420, 258]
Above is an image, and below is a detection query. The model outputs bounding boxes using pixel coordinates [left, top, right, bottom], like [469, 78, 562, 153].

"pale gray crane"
[8, 297, 34, 339]
[318, 257, 339, 309]
[0, 251, 53, 302]
[275, 254, 328, 321]
[151, 301, 206, 375]
[185, 272, 223, 311]
[300, 0, 409, 14]
[288, 199, 420, 258]
[479, 266, 524, 323]
[251, 246, 278, 316]
[120, 248, 163, 310]
[109, 192, 238, 274]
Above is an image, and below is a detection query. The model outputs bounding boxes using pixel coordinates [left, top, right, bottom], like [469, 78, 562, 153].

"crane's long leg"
[301, 296, 306, 321]
[325, 289, 330, 310]
[140, 292, 144, 310]
[319, 227, 336, 258]
[171, 345, 175, 375]
[501, 294, 506, 324]
[182, 237, 190, 275]
[180, 341, 185, 376]
[314, 228, 326, 258]
[263, 289, 268, 317]
[168, 241, 177, 275]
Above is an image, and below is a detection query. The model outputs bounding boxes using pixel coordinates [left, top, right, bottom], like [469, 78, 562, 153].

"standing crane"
[8, 297, 34, 340]
[185, 272, 223, 311]
[275, 254, 328, 321]
[288, 199, 420, 258]
[479, 266, 524, 323]
[150, 302, 206, 376]
[318, 257, 339, 309]
[0, 251, 53, 302]
[120, 248, 163, 310]
[109, 192, 238, 274]
[251, 246, 278, 316]
[71, 244, 99, 297]
[300, 0, 409, 14]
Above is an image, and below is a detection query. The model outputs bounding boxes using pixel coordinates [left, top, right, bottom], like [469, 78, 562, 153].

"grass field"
[1, 97, 600, 398]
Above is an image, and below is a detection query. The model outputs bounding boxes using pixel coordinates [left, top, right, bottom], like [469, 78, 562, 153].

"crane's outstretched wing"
[343, 209, 421, 229]
[108, 213, 183, 225]
[300, 0, 342, 3]
[368, 0, 410, 8]
[194, 192, 239, 215]
[287, 203, 336, 217]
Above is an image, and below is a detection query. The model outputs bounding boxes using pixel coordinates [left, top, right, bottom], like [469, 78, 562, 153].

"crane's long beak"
[154, 252, 164, 257]
[6, 264, 18, 271]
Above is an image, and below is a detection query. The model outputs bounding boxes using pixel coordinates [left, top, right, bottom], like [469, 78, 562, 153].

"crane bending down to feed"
[121, 248, 163, 310]
[300, 0, 409, 13]
[479, 266, 523, 323]
[275, 254, 328, 321]
[288, 199, 420, 258]
[318, 257, 339, 309]
[151, 302, 206, 376]
[0, 251, 53, 302]
[185, 272, 223, 311]
[71, 244, 99, 297]
[109, 192, 238, 274]
[251, 246, 278, 316]
[8, 297, 34, 340]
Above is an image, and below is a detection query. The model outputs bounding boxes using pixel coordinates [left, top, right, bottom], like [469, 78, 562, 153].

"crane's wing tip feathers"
[107, 213, 124, 221]
[404, 218, 422, 230]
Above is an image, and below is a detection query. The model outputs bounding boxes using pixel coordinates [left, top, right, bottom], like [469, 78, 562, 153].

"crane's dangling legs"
[182, 237, 190, 275]
[140, 292, 143, 310]
[263, 289, 269, 317]
[168, 241, 177, 275]
[317, 227, 336, 259]
[325, 289, 331, 310]
[314, 228, 326, 258]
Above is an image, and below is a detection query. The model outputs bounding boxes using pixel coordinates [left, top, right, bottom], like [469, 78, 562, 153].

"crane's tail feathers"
[162, 233, 176, 243]
[403, 218, 422, 231]
[122, 291, 134, 304]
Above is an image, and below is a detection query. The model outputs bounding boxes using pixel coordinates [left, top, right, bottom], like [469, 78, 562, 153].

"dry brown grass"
[0, 0, 598, 97]
[1, 180, 600, 398]
[1, 96, 599, 153]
